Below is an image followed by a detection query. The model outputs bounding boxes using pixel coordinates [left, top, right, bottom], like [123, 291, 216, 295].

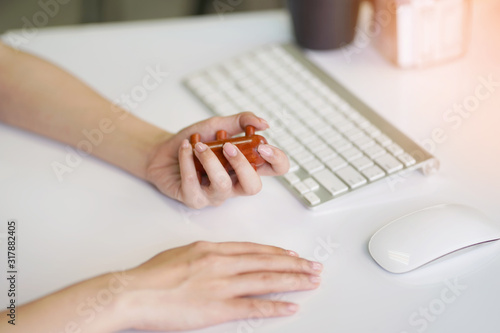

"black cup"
[288, 0, 361, 50]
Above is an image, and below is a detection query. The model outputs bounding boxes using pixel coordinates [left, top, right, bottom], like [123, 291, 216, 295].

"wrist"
[95, 110, 172, 180]
[87, 272, 138, 332]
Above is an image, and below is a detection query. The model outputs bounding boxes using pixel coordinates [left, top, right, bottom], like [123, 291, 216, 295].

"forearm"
[0, 42, 172, 179]
[0, 273, 129, 333]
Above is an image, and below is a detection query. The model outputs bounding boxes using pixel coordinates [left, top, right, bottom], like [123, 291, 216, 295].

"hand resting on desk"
[0, 241, 323, 332]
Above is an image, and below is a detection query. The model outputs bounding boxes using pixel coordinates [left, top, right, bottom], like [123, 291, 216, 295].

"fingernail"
[181, 139, 190, 149]
[287, 250, 299, 257]
[310, 261, 323, 272]
[258, 144, 273, 157]
[195, 142, 207, 153]
[283, 303, 299, 315]
[223, 142, 237, 157]
[309, 275, 321, 284]
[259, 117, 269, 127]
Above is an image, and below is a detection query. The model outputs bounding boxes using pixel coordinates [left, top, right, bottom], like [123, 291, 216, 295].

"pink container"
[373, 0, 472, 68]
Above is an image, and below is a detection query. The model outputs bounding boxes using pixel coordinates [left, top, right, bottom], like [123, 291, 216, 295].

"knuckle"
[190, 240, 212, 253]
[245, 181, 262, 196]
[240, 111, 255, 118]
[257, 272, 274, 283]
[198, 148, 212, 160]
[183, 174, 199, 186]
[254, 254, 273, 267]
[286, 274, 304, 289]
[208, 116, 223, 128]
[246, 299, 277, 317]
[213, 174, 232, 192]
[298, 258, 311, 272]
[184, 194, 208, 209]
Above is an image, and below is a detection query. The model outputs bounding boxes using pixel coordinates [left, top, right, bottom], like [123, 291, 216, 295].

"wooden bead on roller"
[190, 125, 268, 182]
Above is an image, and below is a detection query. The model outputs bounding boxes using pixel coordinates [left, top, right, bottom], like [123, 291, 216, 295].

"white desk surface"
[1, 1, 500, 332]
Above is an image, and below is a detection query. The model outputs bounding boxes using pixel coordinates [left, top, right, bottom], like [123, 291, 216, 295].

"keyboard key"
[337, 102, 351, 113]
[343, 127, 364, 140]
[340, 147, 363, 162]
[304, 192, 321, 206]
[336, 166, 367, 189]
[301, 158, 325, 174]
[341, 108, 359, 119]
[325, 156, 348, 171]
[386, 143, 404, 156]
[302, 135, 321, 145]
[305, 116, 324, 128]
[322, 108, 344, 120]
[358, 120, 372, 129]
[375, 154, 404, 173]
[316, 147, 337, 162]
[307, 98, 326, 109]
[307, 140, 329, 154]
[375, 134, 392, 147]
[351, 156, 374, 171]
[246, 85, 265, 97]
[294, 181, 310, 195]
[363, 144, 386, 159]
[280, 139, 302, 153]
[278, 93, 298, 105]
[324, 91, 341, 104]
[196, 85, 217, 97]
[186, 75, 209, 89]
[270, 85, 288, 96]
[293, 150, 314, 163]
[288, 159, 300, 172]
[353, 115, 369, 127]
[316, 124, 335, 135]
[326, 113, 347, 126]
[352, 134, 375, 149]
[267, 126, 286, 138]
[299, 89, 317, 101]
[291, 124, 308, 134]
[322, 129, 343, 144]
[284, 172, 300, 184]
[295, 127, 314, 138]
[364, 124, 382, 138]
[313, 169, 349, 196]
[276, 135, 297, 147]
[362, 165, 385, 181]
[303, 178, 320, 191]
[258, 93, 275, 106]
[330, 138, 353, 152]
[334, 120, 356, 132]
[285, 144, 305, 156]
[398, 152, 416, 167]
[316, 105, 336, 116]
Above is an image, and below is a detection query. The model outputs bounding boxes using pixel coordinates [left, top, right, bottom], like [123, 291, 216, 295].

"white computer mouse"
[368, 204, 500, 273]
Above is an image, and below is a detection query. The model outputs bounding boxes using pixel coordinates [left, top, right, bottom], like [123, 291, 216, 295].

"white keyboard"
[183, 44, 438, 208]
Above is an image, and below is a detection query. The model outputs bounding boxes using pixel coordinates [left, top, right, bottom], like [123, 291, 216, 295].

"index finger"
[204, 112, 269, 139]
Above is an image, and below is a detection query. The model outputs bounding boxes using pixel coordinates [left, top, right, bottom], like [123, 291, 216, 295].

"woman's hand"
[146, 112, 289, 208]
[122, 241, 323, 331]
[0, 43, 287, 209]
[5, 241, 323, 333]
